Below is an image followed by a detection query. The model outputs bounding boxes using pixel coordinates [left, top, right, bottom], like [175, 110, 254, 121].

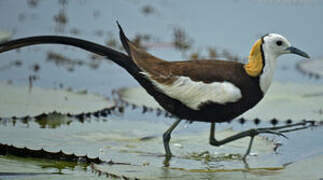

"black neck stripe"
[260, 35, 266, 75]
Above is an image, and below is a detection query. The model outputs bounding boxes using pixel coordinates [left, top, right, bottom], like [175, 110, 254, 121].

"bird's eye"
[276, 40, 283, 46]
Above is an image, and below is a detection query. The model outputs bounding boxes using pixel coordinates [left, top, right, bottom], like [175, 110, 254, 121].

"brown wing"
[166, 60, 246, 84]
[118, 23, 246, 86]
[129, 44, 247, 86]
[128, 43, 246, 86]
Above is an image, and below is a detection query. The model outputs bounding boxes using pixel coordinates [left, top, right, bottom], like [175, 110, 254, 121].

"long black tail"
[0, 34, 162, 99]
[0, 35, 139, 73]
[0, 30, 174, 116]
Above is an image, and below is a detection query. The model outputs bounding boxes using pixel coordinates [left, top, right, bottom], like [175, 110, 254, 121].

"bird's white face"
[258, 33, 309, 94]
[262, 33, 310, 59]
[263, 33, 291, 58]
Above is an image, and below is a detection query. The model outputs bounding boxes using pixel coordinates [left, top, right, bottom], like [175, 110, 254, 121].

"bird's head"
[262, 33, 310, 59]
[245, 33, 310, 77]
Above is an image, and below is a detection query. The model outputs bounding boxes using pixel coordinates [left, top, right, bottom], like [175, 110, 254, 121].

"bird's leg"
[209, 121, 315, 160]
[209, 123, 281, 159]
[162, 119, 181, 167]
[163, 119, 182, 158]
[243, 136, 255, 160]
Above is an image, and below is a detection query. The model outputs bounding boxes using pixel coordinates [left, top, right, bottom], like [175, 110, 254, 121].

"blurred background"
[1, 0, 322, 90]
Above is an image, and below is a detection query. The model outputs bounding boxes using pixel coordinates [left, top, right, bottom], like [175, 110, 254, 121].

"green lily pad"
[0, 156, 106, 180]
[92, 162, 286, 179]
[117, 82, 323, 122]
[243, 82, 323, 121]
[92, 149, 323, 179]
[0, 82, 115, 117]
[0, 115, 277, 172]
[272, 154, 323, 179]
[117, 87, 162, 109]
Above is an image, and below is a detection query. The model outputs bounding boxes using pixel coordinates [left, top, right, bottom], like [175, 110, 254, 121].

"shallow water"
[0, 0, 323, 179]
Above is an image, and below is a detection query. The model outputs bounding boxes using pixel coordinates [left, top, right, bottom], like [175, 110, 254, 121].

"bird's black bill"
[286, 46, 310, 58]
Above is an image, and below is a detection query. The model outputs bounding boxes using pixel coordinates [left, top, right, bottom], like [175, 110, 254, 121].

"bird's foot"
[242, 120, 317, 160]
[163, 154, 173, 167]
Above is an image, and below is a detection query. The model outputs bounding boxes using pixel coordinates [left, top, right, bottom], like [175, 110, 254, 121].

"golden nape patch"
[244, 39, 264, 77]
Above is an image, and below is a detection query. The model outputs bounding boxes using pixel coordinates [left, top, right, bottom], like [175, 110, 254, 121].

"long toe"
[259, 129, 288, 139]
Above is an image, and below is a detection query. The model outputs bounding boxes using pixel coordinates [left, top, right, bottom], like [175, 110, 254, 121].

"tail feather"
[0, 27, 177, 119]
[116, 21, 131, 56]
[0, 34, 161, 96]
[0, 35, 138, 73]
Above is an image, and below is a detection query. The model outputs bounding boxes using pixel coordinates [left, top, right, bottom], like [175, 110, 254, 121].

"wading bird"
[0, 23, 311, 162]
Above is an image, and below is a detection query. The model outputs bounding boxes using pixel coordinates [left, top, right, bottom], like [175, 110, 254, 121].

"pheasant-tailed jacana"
[0, 23, 311, 161]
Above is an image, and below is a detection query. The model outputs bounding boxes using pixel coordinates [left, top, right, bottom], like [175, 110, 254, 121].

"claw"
[260, 130, 288, 139]
[268, 130, 288, 139]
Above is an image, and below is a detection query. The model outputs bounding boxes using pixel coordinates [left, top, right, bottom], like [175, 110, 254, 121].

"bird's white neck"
[259, 44, 278, 94]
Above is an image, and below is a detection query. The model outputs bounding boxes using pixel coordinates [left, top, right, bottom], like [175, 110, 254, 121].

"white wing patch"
[147, 74, 242, 110]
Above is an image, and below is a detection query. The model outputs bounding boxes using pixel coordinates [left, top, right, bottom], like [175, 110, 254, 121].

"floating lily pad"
[0, 115, 277, 172]
[0, 156, 106, 180]
[92, 145, 323, 179]
[297, 58, 323, 78]
[117, 87, 162, 109]
[273, 154, 323, 179]
[92, 162, 286, 180]
[0, 82, 115, 117]
[3, 146, 323, 180]
[117, 82, 323, 122]
[73, 119, 278, 173]
[243, 82, 323, 121]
